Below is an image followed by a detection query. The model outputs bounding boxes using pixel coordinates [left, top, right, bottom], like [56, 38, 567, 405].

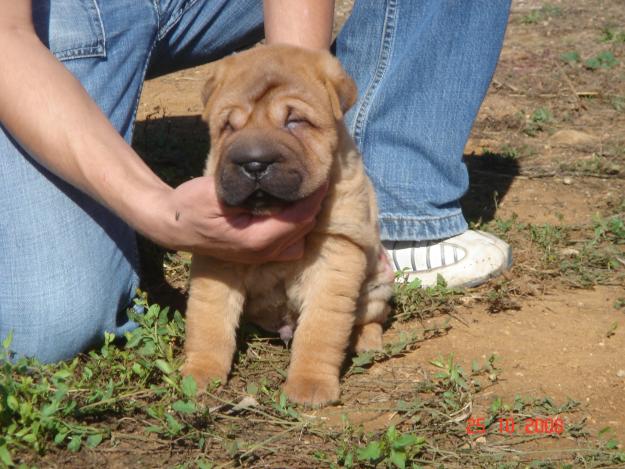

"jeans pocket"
[33, 0, 106, 61]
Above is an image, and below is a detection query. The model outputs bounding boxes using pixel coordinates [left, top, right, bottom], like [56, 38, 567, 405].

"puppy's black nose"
[229, 144, 279, 180]
[241, 160, 270, 179]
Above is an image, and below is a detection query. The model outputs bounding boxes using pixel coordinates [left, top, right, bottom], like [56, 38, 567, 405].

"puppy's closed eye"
[285, 107, 311, 130]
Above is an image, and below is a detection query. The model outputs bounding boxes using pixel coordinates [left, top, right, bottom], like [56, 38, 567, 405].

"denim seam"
[55, 48, 105, 60]
[152, 0, 162, 32]
[123, 4, 161, 286]
[129, 8, 160, 135]
[157, 0, 203, 41]
[349, 0, 398, 144]
[379, 212, 464, 222]
[92, 0, 106, 52]
[127, 253, 141, 299]
[54, 0, 107, 60]
[380, 213, 467, 242]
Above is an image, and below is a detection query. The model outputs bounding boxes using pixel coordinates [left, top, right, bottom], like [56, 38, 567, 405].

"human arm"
[263, 0, 335, 50]
[0, 1, 323, 262]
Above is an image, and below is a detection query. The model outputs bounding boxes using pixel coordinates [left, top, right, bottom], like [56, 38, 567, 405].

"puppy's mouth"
[217, 169, 306, 214]
[240, 189, 292, 213]
[217, 134, 311, 214]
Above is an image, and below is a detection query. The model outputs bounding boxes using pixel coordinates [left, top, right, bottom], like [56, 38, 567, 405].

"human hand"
[147, 176, 327, 263]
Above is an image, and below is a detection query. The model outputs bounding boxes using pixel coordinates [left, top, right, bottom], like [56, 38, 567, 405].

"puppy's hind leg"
[352, 250, 394, 353]
[352, 291, 391, 352]
[352, 322, 384, 353]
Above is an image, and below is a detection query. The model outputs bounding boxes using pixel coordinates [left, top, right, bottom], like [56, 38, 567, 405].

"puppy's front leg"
[182, 260, 245, 390]
[284, 237, 366, 406]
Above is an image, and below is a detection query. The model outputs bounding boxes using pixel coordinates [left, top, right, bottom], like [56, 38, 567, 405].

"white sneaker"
[384, 230, 512, 288]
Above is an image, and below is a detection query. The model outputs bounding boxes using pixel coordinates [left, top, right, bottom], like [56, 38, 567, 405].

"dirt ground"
[131, 0, 625, 465]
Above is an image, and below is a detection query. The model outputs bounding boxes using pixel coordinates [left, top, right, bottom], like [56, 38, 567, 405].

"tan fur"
[182, 45, 394, 406]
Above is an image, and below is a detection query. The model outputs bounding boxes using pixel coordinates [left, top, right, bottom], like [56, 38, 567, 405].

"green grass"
[610, 95, 625, 112]
[559, 153, 622, 177]
[3, 277, 625, 467]
[3, 106, 623, 465]
[521, 10, 544, 25]
[560, 50, 581, 64]
[345, 426, 426, 468]
[523, 107, 554, 136]
[521, 4, 563, 24]
[1, 247, 622, 469]
[600, 27, 625, 44]
[391, 275, 464, 323]
[584, 51, 619, 70]
[481, 146, 521, 161]
[488, 213, 624, 287]
[561, 49, 620, 70]
[0, 294, 189, 462]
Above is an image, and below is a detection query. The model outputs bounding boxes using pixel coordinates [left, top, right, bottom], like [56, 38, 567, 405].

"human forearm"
[263, 0, 335, 49]
[0, 3, 325, 261]
[0, 15, 170, 237]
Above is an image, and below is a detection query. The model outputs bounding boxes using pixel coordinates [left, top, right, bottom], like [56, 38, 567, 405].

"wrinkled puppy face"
[201, 45, 357, 213]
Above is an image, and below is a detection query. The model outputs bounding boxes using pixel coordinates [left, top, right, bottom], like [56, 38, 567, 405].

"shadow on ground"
[133, 114, 521, 310]
[461, 152, 520, 226]
[133, 115, 210, 312]
[134, 114, 209, 187]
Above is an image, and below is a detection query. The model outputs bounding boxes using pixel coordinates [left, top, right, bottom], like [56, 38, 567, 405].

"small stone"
[563, 176, 573, 185]
[560, 247, 579, 256]
[229, 396, 259, 414]
[476, 436, 487, 444]
[550, 129, 597, 146]
[617, 369, 625, 378]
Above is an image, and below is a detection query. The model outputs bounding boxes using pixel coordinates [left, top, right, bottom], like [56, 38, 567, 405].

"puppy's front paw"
[283, 374, 340, 407]
[181, 360, 228, 391]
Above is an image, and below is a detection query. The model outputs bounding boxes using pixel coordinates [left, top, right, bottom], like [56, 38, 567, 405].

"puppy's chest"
[242, 263, 303, 334]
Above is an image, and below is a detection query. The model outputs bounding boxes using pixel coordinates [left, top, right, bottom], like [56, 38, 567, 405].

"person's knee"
[0, 266, 138, 364]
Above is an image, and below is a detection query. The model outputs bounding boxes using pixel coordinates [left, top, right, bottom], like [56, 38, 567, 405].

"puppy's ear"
[322, 56, 358, 120]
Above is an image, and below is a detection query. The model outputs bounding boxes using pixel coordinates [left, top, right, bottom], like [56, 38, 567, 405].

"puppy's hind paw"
[283, 374, 340, 407]
[352, 322, 383, 353]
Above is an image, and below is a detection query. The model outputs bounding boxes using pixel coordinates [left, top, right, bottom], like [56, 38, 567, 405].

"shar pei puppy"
[183, 45, 394, 407]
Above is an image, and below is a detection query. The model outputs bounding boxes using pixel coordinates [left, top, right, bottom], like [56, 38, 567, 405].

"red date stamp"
[466, 417, 564, 435]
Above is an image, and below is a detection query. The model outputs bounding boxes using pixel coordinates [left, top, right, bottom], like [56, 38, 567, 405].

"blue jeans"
[0, 0, 264, 362]
[0, 0, 509, 362]
[337, 0, 511, 241]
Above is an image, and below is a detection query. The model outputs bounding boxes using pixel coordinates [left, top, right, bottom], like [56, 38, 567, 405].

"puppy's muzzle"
[217, 135, 305, 211]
